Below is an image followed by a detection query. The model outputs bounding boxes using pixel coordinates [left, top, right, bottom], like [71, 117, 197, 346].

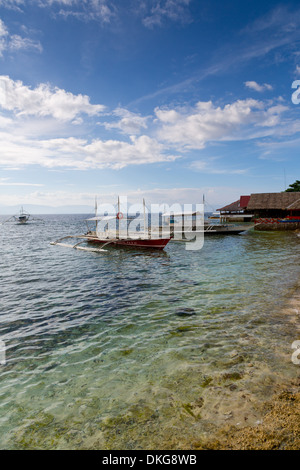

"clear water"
[0, 214, 299, 449]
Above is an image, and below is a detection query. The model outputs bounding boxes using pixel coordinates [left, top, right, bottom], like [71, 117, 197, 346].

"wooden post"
[170, 213, 174, 238]
[117, 196, 120, 239]
[143, 198, 146, 238]
[159, 212, 162, 238]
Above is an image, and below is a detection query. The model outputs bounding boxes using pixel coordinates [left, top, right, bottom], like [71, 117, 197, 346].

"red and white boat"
[85, 232, 170, 250]
[51, 198, 171, 252]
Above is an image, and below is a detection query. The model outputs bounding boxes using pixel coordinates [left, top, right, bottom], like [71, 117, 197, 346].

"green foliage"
[285, 180, 300, 192]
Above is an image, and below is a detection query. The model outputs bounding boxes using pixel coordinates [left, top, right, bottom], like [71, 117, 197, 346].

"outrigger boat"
[51, 198, 171, 252]
[1, 207, 43, 225]
[157, 210, 250, 239]
[50, 197, 251, 253]
[156, 195, 252, 240]
[203, 220, 251, 235]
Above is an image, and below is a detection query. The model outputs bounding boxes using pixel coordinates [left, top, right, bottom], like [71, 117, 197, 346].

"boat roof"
[86, 215, 116, 221]
[223, 214, 254, 218]
[86, 214, 138, 221]
[162, 211, 201, 217]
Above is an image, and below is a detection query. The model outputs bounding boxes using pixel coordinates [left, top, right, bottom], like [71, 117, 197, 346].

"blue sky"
[0, 0, 300, 211]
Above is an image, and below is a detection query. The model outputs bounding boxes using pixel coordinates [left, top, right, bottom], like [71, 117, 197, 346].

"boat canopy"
[86, 215, 117, 221]
[162, 211, 201, 217]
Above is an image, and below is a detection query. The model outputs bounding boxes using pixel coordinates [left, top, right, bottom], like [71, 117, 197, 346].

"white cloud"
[124, 186, 245, 207]
[0, 131, 178, 170]
[0, 113, 12, 127]
[142, 0, 192, 28]
[0, 181, 44, 186]
[0, 186, 246, 209]
[243, 5, 300, 35]
[102, 107, 149, 135]
[1, 1, 191, 27]
[0, 189, 94, 208]
[0, 76, 178, 171]
[0, 1, 24, 11]
[245, 81, 273, 92]
[0, 19, 9, 56]
[155, 99, 287, 149]
[0, 76, 105, 121]
[8, 34, 43, 53]
[0, 18, 42, 56]
[190, 160, 248, 175]
[0, 76, 292, 173]
[0, 19, 8, 37]
[37, 0, 116, 23]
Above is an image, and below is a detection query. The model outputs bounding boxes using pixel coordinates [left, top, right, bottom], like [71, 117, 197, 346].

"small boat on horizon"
[1, 207, 43, 225]
[16, 207, 30, 224]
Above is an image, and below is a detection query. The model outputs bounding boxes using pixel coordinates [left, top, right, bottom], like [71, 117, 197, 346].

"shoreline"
[194, 280, 300, 450]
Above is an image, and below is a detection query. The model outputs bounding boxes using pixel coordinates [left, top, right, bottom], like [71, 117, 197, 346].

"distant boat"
[16, 207, 30, 224]
[1, 207, 43, 225]
[208, 212, 221, 220]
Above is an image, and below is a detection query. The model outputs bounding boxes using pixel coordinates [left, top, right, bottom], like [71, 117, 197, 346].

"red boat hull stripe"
[88, 237, 170, 249]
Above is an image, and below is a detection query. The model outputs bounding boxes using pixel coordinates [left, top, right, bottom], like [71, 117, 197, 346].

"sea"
[0, 214, 299, 449]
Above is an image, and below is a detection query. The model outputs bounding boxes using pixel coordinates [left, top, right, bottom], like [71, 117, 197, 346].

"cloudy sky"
[0, 0, 300, 211]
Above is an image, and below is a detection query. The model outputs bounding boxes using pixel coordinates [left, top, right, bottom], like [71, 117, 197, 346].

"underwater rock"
[228, 384, 238, 392]
[222, 371, 243, 381]
[175, 307, 196, 317]
[167, 297, 182, 304]
[176, 279, 199, 286]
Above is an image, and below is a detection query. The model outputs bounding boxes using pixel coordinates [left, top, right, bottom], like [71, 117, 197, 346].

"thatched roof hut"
[247, 192, 300, 211]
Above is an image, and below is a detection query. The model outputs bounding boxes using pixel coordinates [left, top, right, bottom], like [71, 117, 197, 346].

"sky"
[0, 0, 300, 212]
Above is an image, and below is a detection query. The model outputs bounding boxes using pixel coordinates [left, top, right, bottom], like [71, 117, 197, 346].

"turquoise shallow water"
[0, 215, 299, 449]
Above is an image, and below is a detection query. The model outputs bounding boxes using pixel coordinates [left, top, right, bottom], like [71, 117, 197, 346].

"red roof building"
[217, 195, 250, 213]
[217, 192, 300, 226]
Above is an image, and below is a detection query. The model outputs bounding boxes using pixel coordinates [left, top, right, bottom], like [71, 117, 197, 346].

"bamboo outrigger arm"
[50, 234, 115, 252]
[50, 235, 77, 245]
[0, 215, 17, 225]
